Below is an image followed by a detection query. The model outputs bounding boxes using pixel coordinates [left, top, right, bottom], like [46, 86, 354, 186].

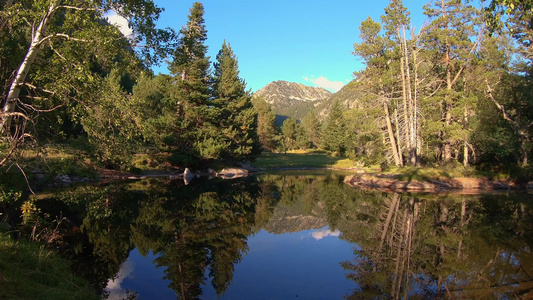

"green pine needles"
[135, 2, 261, 166]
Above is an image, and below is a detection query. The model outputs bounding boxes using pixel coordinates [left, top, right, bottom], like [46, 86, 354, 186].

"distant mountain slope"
[254, 80, 332, 122]
[315, 80, 362, 118]
[326, 80, 362, 108]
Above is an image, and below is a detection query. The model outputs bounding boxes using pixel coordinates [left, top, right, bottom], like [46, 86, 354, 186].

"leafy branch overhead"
[0, 0, 176, 131]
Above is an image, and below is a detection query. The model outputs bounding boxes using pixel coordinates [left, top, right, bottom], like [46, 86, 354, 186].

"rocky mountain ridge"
[253, 80, 332, 121]
[253, 80, 361, 122]
[255, 81, 332, 103]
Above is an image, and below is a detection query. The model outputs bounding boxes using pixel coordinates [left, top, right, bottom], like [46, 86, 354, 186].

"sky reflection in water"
[107, 226, 356, 300]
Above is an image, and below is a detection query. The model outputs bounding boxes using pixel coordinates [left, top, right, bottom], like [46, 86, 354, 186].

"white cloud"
[304, 76, 345, 93]
[105, 259, 135, 300]
[106, 12, 133, 37]
[312, 228, 341, 240]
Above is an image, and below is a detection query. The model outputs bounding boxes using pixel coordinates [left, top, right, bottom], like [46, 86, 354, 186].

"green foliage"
[322, 100, 346, 155]
[212, 41, 261, 161]
[485, 0, 533, 33]
[344, 108, 385, 165]
[252, 96, 280, 151]
[345, 0, 533, 169]
[131, 4, 264, 166]
[0, 0, 174, 171]
[132, 73, 175, 147]
[281, 118, 298, 151]
[300, 110, 322, 148]
[80, 69, 141, 169]
[0, 233, 98, 300]
[381, 0, 411, 41]
[254, 151, 354, 169]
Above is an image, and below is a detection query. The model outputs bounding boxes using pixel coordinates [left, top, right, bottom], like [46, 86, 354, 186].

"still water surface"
[35, 171, 533, 299]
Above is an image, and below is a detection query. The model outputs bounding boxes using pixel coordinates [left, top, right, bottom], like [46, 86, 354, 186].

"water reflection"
[19, 172, 533, 299]
[341, 193, 533, 299]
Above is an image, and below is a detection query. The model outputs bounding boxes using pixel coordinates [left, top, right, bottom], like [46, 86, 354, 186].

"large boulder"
[218, 168, 249, 179]
[183, 168, 195, 185]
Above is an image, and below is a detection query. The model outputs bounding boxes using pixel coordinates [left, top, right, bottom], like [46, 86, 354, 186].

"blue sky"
[144, 0, 432, 92]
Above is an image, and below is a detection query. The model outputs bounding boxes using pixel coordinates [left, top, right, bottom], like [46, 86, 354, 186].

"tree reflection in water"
[17, 172, 533, 299]
[38, 176, 261, 299]
[130, 177, 261, 299]
[341, 192, 533, 299]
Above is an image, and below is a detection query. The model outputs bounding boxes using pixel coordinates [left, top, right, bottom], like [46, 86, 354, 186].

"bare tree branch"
[15, 162, 35, 195]
[56, 5, 99, 12]
[0, 133, 31, 167]
[19, 101, 64, 113]
[485, 79, 520, 137]
[37, 33, 90, 47]
[22, 83, 55, 95]
[0, 111, 31, 121]
[450, 28, 484, 87]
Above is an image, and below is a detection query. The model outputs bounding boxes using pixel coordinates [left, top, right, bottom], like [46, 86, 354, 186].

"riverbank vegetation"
[254, 150, 357, 170]
[0, 0, 533, 297]
[1, 0, 533, 185]
[272, 0, 533, 177]
[0, 232, 98, 300]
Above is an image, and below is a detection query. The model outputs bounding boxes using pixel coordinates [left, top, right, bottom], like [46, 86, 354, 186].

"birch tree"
[0, 0, 174, 164]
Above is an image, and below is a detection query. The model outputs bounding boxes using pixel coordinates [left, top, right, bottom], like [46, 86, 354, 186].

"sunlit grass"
[384, 165, 510, 181]
[254, 151, 357, 169]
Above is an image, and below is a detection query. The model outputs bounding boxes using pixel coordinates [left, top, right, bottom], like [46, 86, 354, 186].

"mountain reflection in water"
[30, 171, 533, 299]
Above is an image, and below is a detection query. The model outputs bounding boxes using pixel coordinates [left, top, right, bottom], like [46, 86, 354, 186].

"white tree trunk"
[384, 102, 403, 167]
[0, 3, 55, 135]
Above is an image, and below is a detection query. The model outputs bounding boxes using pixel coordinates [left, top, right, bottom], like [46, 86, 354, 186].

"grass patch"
[0, 232, 98, 300]
[383, 165, 510, 182]
[15, 144, 97, 179]
[254, 151, 357, 169]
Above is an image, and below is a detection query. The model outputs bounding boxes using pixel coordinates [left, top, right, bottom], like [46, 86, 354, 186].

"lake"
[31, 171, 533, 299]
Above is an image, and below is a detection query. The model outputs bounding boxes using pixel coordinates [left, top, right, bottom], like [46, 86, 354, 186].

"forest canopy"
[0, 0, 532, 176]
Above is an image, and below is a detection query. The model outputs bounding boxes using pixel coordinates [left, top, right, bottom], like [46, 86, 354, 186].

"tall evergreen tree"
[252, 97, 279, 151]
[322, 100, 347, 155]
[352, 16, 404, 166]
[421, 0, 482, 163]
[300, 110, 322, 148]
[381, 0, 411, 42]
[212, 41, 261, 161]
[168, 2, 219, 162]
[281, 118, 298, 151]
[381, 0, 420, 166]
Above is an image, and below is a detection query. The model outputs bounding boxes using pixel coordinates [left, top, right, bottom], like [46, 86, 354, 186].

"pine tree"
[352, 16, 404, 166]
[381, 0, 420, 166]
[168, 2, 219, 162]
[252, 97, 279, 151]
[421, 0, 482, 163]
[212, 41, 261, 161]
[301, 110, 322, 148]
[322, 100, 346, 155]
[281, 118, 298, 151]
[381, 0, 411, 42]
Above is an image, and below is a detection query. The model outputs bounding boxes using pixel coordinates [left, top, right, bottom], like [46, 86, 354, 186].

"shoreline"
[343, 173, 520, 194]
[94, 167, 527, 195]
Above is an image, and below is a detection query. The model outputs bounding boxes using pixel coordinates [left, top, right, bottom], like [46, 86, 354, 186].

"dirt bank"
[344, 173, 516, 194]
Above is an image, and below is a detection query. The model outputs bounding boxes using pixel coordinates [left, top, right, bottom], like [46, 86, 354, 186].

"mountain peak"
[256, 81, 332, 103]
[253, 80, 332, 121]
